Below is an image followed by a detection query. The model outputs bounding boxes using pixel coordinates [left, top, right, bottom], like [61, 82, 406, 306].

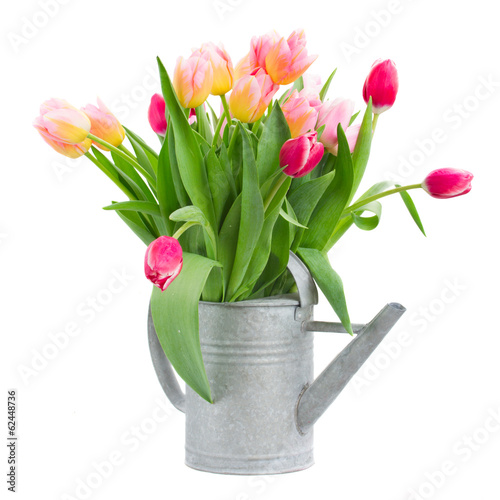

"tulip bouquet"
[35, 30, 473, 402]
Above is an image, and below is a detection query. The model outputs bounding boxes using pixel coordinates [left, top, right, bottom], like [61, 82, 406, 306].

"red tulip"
[363, 59, 399, 114]
[422, 168, 473, 199]
[279, 132, 324, 178]
[144, 236, 183, 291]
[148, 94, 167, 136]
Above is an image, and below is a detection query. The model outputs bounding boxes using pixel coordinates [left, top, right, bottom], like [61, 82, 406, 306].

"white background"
[1, 0, 499, 499]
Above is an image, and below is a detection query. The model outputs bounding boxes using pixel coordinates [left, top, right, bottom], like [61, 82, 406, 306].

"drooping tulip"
[363, 59, 399, 114]
[316, 98, 355, 154]
[173, 50, 214, 108]
[282, 89, 318, 138]
[229, 69, 279, 123]
[82, 98, 125, 150]
[422, 169, 473, 199]
[35, 98, 91, 145]
[265, 30, 318, 85]
[197, 42, 234, 96]
[144, 236, 183, 291]
[148, 93, 167, 136]
[279, 132, 324, 178]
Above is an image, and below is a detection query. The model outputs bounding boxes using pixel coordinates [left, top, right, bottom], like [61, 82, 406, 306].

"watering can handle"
[147, 252, 314, 413]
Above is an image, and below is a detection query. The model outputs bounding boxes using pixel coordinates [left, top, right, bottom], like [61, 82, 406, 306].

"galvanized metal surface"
[148, 251, 406, 474]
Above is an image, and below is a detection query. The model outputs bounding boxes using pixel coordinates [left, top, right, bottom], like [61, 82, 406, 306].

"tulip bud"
[148, 94, 167, 136]
[229, 69, 279, 123]
[316, 98, 355, 154]
[363, 59, 399, 114]
[82, 98, 125, 150]
[265, 30, 317, 85]
[422, 168, 473, 199]
[34, 98, 91, 145]
[197, 42, 234, 96]
[279, 132, 324, 178]
[144, 236, 183, 291]
[173, 50, 214, 109]
[282, 90, 318, 138]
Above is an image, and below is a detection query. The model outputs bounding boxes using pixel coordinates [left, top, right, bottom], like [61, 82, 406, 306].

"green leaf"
[123, 127, 159, 160]
[167, 126, 190, 207]
[298, 248, 352, 335]
[170, 205, 217, 252]
[292, 75, 304, 92]
[396, 185, 426, 236]
[151, 253, 222, 403]
[127, 135, 157, 179]
[301, 126, 354, 251]
[206, 148, 230, 229]
[113, 206, 156, 245]
[157, 57, 216, 231]
[195, 105, 214, 144]
[325, 180, 394, 250]
[226, 125, 265, 301]
[103, 200, 161, 217]
[255, 102, 291, 186]
[349, 110, 360, 126]
[350, 201, 382, 231]
[279, 207, 307, 229]
[350, 99, 373, 202]
[319, 69, 337, 102]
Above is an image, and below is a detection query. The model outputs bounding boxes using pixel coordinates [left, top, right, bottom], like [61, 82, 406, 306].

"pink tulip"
[188, 107, 197, 125]
[197, 42, 234, 96]
[316, 98, 355, 154]
[328, 124, 361, 155]
[144, 236, 183, 291]
[279, 132, 324, 178]
[282, 89, 318, 138]
[363, 59, 399, 114]
[148, 94, 167, 136]
[229, 69, 279, 123]
[82, 98, 125, 150]
[265, 30, 318, 85]
[34, 98, 91, 145]
[173, 50, 214, 108]
[422, 169, 473, 199]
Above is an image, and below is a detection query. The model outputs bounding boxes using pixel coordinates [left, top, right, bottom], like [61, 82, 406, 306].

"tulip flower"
[173, 50, 214, 108]
[316, 98, 357, 154]
[148, 93, 167, 136]
[36, 130, 92, 158]
[279, 132, 324, 178]
[422, 168, 473, 199]
[363, 59, 399, 114]
[144, 236, 183, 291]
[229, 69, 279, 123]
[282, 89, 318, 138]
[265, 30, 318, 85]
[234, 31, 281, 80]
[34, 98, 91, 145]
[82, 98, 125, 150]
[196, 42, 234, 96]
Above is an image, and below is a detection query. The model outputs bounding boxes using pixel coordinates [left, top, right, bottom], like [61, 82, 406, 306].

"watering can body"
[148, 253, 405, 474]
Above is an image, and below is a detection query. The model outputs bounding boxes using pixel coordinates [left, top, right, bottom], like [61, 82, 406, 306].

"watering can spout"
[286, 253, 406, 435]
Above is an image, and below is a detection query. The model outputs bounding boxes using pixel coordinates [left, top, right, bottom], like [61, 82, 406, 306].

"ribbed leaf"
[151, 253, 222, 403]
[298, 247, 352, 335]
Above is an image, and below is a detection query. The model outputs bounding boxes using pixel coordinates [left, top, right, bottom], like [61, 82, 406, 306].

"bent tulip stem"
[263, 173, 288, 212]
[172, 221, 199, 241]
[343, 183, 422, 216]
[87, 133, 156, 186]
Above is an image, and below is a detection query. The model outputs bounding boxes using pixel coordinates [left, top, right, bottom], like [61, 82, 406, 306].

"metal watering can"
[148, 252, 405, 474]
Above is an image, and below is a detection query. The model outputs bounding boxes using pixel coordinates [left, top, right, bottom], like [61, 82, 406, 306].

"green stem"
[118, 143, 135, 158]
[343, 184, 422, 215]
[227, 124, 239, 158]
[263, 173, 288, 212]
[172, 221, 198, 240]
[251, 116, 263, 134]
[212, 114, 225, 148]
[88, 134, 156, 186]
[220, 94, 232, 127]
[84, 152, 136, 200]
